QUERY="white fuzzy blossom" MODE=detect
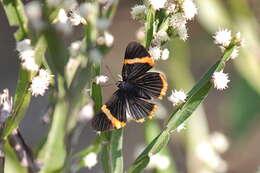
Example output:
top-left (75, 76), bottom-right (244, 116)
top-left (149, 47), bottom-right (161, 60)
top-left (152, 31), bottom-right (169, 46)
top-left (25, 1), bottom-right (44, 30)
top-left (196, 141), bottom-right (228, 172)
top-left (147, 154), bottom-right (170, 170)
top-left (182, 0), bottom-right (197, 20)
top-left (58, 9), bottom-right (85, 26)
top-left (148, 0), bottom-right (167, 10)
top-left (0, 89), bottom-right (12, 125)
top-left (131, 5), bottom-right (146, 20)
top-left (136, 27), bottom-right (145, 41)
top-left (170, 13), bottom-right (188, 41)
top-left (21, 56), bottom-right (39, 71)
top-left (212, 70), bottom-right (230, 90)
top-left (168, 89), bottom-right (187, 106)
top-left (16, 39), bottom-right (39, 71)
top-left (161, 48), bottom-right (170, 60)
top-left (96, 75), bottom-right (109, 84)
top-left (79, 3), bottom-right (97, 21)
top-left (79, 101), bottom-right (94, 121)
top-left (30, 69), bottom-right (53, 97)
top-left (210, 132), bottom-right (229, 154)
top-left (83, 152), bottom-right (98, 169)
top-left (214, 29), bottom-right (232, 47)
top-left (97, 31), bottom-right (114, 47)
top-left (97, 18), bottom-right (110, 31)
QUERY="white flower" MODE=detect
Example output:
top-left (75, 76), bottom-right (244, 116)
top-left (149, 47), bottom-right (161, 60)
top-left (131, 5), bottom-right (146, 20)
top-left (212, 70), bottom-right (230, 90)
top-left (210, 132), bottom-right (229, 154)
top-left (19, 49), bottom-right (35, 61)
top-left (79, 101), bottom-right (94, 121)
top-left (83, 152), bottom-right (97, 169)
top-left (148, 0), bottom-right (167, 10)
top-left (168, 89), bottom-right (187, 106)
top-left (30, 69), bottom-right (53, 97)
top-left (230, 47), bottom-right (239, 59)
top-left (177, 23), bottom-right (188, 41)
top-left (16, 39), bottom-right (32, 52)
top-left (214, 28), bottom-right (232, 47)
top-left (96, 75), bottom-right (109, 84)
top-left (170, 13), bottom-right (187, 28)
top-left (152, 31), bottom-right (169, 45)
top-left (176, 122), bottom-right (186, 132)
top-left (148, 154), bottom-right (170, 170)
top-left (0, 89), bottom-right (13, 124)
top-left (104, 31), bottom-right (114, 47)
top-left (58, 9), bottom-right (68, 23)
top-left (68, 10), bottom-right (85, 26)
top-left (196, 141), bottom-right (228, 172)
top-left (170, 13), bottom-right (188, 41)
top-left (21, 57), bottom-right (39, 71)
top-left (161, 48), bottom-right (170, 60)
top-left (182, 0), bottom-right (197, 20)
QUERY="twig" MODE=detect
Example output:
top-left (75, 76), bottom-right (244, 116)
top-left (8, 129), bottom-right (39, 173)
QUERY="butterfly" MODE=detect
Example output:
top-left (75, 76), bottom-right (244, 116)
top-left (91, 42), bottom-right (168, 131)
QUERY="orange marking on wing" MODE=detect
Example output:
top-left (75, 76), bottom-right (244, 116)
top-left (158, 74), bottom-right (168, 99)
top-left (124, 56), bottom-right (155, 66)
top-left (102, 105), bottom-right (126, 129)
top-left (147, 105), bottom-right (158, 119)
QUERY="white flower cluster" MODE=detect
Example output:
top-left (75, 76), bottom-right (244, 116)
top-left (16, 39), bottom-right (39, 71)
top-left (168, 89), bottom-right (187, 106)
top-left (96, 75), bottom-right (109, 84)
top-left (30, 69), bottom-right (53, 97)
top-left (97, 31), bottom-right (114, 47)
top-left (212, 70), bottom-right (230, 90)
top-left (58, 9), bottom-right (86, 26)
top-left (83, 152), bottom-right (98, 169)
top-left (147, 153), bottom-right (170, 170)
top-left (149, 47), bottom-right (170, 61)
top-left (196, 132), bottom-right (229, 173)
top-left (213, 29), bottom-right (245, 60)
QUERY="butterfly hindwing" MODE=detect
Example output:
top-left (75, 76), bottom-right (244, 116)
top-left (134, 72), bottom-right (168, 100)
top-left (91, 90), bottom-right (126, 131)
top-left (126, 96), bottom-right (158, 122)
top-left (122, 42), bottom-right (155, 81)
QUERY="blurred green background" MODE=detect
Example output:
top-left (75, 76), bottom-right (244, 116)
top-left (1, 0), bottom-right (260, 173)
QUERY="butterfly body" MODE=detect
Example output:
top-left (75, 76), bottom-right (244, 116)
top-left (92, 42), bottom-right (168, 131)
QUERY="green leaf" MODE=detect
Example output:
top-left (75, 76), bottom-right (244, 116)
top-left (37, 99), bottom-right (68, 173)
top-left (111, 129), bottom-right (123, 173)
top-left (127, 47), bottom-right (235, 173)
top-left (1, 0), bottom-right (29, 40)
top-left (145, 7), bottom-right (155, 48)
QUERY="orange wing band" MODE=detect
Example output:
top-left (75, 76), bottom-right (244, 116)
top-left (102, 105), bottom-right (126, 129)
top-left (158, 74), bottom-right (168, 99)
top-left (124, 56), bottom-right (155, 66)
top-left (147, 105), bottom-right (158, 119)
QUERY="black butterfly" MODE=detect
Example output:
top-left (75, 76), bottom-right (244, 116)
top-left (92, 42), bottom-right (168, 131)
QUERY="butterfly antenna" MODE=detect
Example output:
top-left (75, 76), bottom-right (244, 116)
top-left (105, 64), bottom-right (118, 83)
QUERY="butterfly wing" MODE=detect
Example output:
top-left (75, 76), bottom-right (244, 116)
top-left (134, 72), bottom-right (168, 100)
top-left (126, 96), bottom-right (158, 122)
top-left (92, 90), bottom-right (127, 131)
top-left (122, 42), bottom-right (155, 81)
